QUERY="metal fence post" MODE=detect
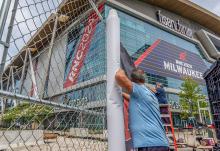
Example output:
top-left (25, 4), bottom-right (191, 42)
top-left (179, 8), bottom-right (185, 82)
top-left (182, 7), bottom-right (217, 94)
top-left (106, 9), bottom-right (126, 151)
top-left (41, 14), bottom-right (58, 98)
top-left (0, 0), bottom-right (108, 150)
top-left (0, 0), bottom-right (19, 114)
top-left (0, 0), bottom-right (12, 40)
top-left (0, 0), bottom-right (19, 76)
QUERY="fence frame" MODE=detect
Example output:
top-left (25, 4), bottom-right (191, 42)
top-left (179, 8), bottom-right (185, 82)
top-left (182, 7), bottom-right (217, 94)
top-left (0, 1), bottom-right (126, 150)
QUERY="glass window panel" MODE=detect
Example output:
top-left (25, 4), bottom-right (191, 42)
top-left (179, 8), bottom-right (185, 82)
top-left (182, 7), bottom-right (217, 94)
top-left (105, 5), bottom-right (211, 90)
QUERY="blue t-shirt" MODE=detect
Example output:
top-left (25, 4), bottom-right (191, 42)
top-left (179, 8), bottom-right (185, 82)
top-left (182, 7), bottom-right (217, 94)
top-left (129, 83), bottom-right (169, 148)
top-left (156, 87), bottom-right (168, 104)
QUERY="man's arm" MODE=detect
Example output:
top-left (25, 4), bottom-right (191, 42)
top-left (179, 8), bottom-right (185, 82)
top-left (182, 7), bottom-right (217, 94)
top-left (115, 69), bottom-right (132, 94)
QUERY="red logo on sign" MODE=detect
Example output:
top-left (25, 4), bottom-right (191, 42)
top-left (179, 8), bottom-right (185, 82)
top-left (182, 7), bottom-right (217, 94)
top-left (179, 52), bottom-right (186, 61)
top-left (63, 5), bottom-right (104, 88)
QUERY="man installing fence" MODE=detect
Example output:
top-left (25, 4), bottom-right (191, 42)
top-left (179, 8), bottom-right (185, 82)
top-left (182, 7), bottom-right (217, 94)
top-left (115, 68), bottom-right (169, 151)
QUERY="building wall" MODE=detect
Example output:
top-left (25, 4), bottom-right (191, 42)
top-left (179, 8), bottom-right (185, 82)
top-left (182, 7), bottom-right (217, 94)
top-left (21, 14), bottom-right (106, 100)
top-left (21, 34), bottom-right (67, 98)
top-left (112, 0), bottom-right (219, 38)
top-left (20, 2), bottom-right (213, 102)
top-left (47, 34), bottom-right (67, 97)
top-left (15, 1), bottom-right (218, 126)
top-left (105, 3), bottom-right (212, 115)
top-left (104, 1), bottom-right (215, 125)
top-left (36, 49), bottom-right (49, 96)
top-left (7, 0), bottom-right (219, 130)
top-left (22, 62), bottom-right (33, 96)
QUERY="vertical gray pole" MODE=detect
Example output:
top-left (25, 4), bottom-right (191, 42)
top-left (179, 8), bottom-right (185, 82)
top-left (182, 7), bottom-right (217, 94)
top-left (6, 67), bottom-right (11, 91)
top-left (197, 100), bottom-right (202, 123)
top-left (0, 0), bottom-right (12, 40)
top-left (207, 101), bottom-right (213, 124)
top-left (0, 75), bottom-right (3, 114)
top-left (0, 0), bottom-right (6, 17)
top-left (88, 0), bottom-right (103, 21)
top-left (2, 66), bottom-right (13, 114)
top-left (41, 14), bottom-right (58, 98)
top-left (0, 0), bottom-right (19, 115)
top-left (11, 66), bottom-right (17, 106)
top-left (28, 49), bottom-right (39, 98)
top-left (106, 9), bottom-right (126, 151)
top-left (0, 0), bottom-right (19, 76)
top-left (19, 50), bottom-right (28, 94)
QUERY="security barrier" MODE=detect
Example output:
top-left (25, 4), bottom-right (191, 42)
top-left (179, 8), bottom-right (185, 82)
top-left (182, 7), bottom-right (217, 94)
top-left (0, 0), bottom-right (109, 150)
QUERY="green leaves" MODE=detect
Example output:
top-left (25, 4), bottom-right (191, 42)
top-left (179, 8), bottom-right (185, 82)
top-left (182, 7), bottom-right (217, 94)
top-left (2, 102), bottom-right (53, 124)
top-left (179, 77), bottom-right (207, 119)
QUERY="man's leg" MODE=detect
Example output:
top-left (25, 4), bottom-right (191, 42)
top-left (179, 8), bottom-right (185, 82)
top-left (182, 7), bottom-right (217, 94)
top-left (137, 147), bottom-right (148, 151)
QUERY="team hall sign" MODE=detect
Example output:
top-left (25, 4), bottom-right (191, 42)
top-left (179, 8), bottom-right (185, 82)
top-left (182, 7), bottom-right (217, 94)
top-left (163, 57), bottom-right (203, 80)
top-left (137, 40), bottom-right (207, 84)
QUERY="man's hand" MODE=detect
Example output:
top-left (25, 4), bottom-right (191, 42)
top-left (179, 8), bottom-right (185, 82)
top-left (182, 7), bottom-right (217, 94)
top-left (116, 69), bottom-right (126, 76)
top-left (122, 92), bottom-right (130, 101)
top-left (115, 69), bottom-right (132, 94)
top-left (150, 87), bottom-right (156, 93)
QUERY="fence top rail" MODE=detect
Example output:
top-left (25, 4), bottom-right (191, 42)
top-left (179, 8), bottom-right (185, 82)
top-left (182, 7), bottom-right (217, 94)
top-left (0, 90), bottom-right (104, 116)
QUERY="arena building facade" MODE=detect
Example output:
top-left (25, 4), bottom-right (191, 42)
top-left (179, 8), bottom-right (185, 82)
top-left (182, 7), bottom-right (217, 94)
top-left (2, 0), bottom-right (220, 128)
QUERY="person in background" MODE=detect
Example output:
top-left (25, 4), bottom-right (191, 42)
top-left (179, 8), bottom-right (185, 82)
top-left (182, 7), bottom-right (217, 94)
top-left (151, 82), bottom-right (168, 104)
top-left (115, 68), bottom-right (169, 151)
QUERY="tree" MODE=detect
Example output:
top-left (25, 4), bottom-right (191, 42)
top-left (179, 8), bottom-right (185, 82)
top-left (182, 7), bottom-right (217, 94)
top-left (2, 102), bottom-right (53, 127)
top-left (179, 77), bottom-right (207, 120)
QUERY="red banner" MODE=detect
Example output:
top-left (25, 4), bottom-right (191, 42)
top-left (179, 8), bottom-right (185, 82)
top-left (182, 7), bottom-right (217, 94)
top-left (63, 5), bottom-right (104, 88)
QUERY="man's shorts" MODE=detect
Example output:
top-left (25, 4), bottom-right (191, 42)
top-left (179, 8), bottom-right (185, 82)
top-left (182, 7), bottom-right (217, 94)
top-left (137, 146), bottom-right (169, 151)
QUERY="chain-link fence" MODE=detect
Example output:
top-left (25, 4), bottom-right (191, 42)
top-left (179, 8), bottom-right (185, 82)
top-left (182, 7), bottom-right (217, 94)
top-left (0, 0), bottom-right (108, 150)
